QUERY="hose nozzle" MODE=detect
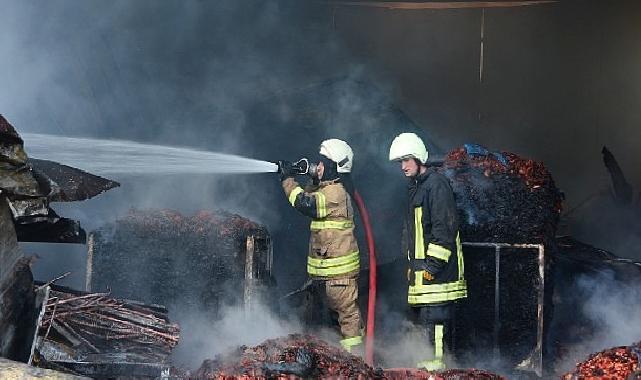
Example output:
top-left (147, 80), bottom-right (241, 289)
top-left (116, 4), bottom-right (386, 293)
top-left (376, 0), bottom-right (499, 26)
top-left (276, 158), bottom-right (318, 178)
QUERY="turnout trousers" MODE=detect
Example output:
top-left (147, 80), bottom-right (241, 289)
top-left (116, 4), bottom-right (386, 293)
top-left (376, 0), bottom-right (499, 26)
top-left (411, 302), bottom-right (456, 370)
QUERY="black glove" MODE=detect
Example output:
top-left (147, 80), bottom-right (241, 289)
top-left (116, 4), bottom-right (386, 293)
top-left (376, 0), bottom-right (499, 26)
top-left (277, 160), bottom-right (295, 181)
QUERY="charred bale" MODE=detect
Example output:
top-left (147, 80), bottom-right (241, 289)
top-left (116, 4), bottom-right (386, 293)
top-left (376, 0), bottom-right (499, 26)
top-left (90, 209), bottom-right (273, 317)
top-left (440, 145), bottom-right (563, 245)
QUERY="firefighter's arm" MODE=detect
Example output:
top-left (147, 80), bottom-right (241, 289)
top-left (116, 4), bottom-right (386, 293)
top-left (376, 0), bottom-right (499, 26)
top-left (282, 177), bottom-right (326, 219)
top-left (423, 177), bottom-right (457, 277)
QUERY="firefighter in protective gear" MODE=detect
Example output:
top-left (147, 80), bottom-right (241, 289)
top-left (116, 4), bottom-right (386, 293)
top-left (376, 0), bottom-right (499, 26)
top-left (389, 132), bottom-right (467, 371)
top-left (279, 139), bottom-right (364, 353)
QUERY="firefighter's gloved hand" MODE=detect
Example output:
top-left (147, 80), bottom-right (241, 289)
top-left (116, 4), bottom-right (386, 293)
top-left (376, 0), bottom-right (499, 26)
top-left (277, 160), bottom-right (295, 181)
top-left (423, 271), bottom-right (434, 282)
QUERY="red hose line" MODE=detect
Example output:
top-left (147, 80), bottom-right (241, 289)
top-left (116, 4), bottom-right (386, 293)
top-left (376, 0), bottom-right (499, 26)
top-left (353, 190), bottom-right (376, 366)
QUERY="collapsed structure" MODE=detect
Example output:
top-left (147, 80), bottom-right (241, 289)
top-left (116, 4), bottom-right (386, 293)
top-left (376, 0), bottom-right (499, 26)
top-left (0, 115), bottom-right (119, 364)
top-left (0, 115), bottom-right (184, 378)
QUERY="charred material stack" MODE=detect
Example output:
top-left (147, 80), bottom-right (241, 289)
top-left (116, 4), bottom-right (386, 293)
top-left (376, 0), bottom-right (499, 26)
top-left (432, 145), bottom-right (562, 375)
top-left (32, 284), bottom-right (179, 378)
top-left (382, 368), bottom-right (505, 380)
top-left (193, 334), bottom-right (375, 379)
top-left (89, 209), bottom-right (273, 315)
top-left (562, 342), bottom-right (641, 379)
top-left (440, 144), bottom-right (562, 244)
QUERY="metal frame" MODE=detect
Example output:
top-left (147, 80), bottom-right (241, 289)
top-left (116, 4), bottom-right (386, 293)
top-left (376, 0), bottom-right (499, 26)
top-left (462, 242), bottom-right (545, 377)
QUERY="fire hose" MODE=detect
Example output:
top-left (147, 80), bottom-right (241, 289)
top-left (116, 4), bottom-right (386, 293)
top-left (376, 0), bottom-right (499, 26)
top-left (278, 158), bottom-right (377, 365)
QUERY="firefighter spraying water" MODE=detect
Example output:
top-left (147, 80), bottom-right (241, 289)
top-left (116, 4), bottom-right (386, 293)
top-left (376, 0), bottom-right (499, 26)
top-left (275, 139), bottom-right (378, 364)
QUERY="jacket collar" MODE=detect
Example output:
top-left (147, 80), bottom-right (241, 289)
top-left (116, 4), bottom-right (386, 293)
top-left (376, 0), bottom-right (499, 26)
top-left (319, 178), bottom-right (340, 187)
top-left (409, 166), bottom-right (433, 189)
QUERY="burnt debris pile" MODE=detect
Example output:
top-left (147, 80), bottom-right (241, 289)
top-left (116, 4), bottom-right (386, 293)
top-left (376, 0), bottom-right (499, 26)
top-left (193, 334), bottom-right (375, 379)
top-left (441, 144), bottom-right (563, 244)
top-left (191, 334), bottom-right (505, 380)
top-left (33, 284), bottom-right (179, 374)
top-left (383, 368), bottom-right (505, 380)
top-left (90, 209), bottom-right (272, 315)
top-left (562, 342), bottom-right (641, 379)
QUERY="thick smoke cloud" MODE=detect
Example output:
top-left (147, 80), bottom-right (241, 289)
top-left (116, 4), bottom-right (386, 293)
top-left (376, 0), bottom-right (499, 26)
top-left (3, 0), bottom-right (641, 372)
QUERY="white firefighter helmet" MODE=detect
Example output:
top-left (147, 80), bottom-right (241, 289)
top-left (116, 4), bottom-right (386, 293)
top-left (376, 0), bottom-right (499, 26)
top-left (388, 132), bottom-right (429, 164)
top-left (319, 139), bottom-right (354, 173)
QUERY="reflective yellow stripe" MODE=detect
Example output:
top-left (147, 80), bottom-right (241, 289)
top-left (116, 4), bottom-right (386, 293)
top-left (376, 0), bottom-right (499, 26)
top-left (427, 243), bottom-right (451, 261)
top-left (315, 192), bottom-right (327, 218)
top-left (340, 335), bottom-right (363, 351)
top-left (435, 324), bottom-right (444, 359)
top-left (307, 260), bottom-right (360, 277)
top-left (409, 279), bottom-right (467, 295)
top-left (414, 207), bottom-right (425, 259)
top-left (308, 251), bottom-right (359, 268)
top-left (310, 220), bottom-right (354, 230)
top-left (307, 251), bottom-right (360, 277)
top-left (456, 232), bottom-right (465, 280)
top-left (288, 187), bottom-right (304, 206)
top-left (408, 289), bottom-right (467, 304)
top-left (417, 359), bottom-right (446, 371)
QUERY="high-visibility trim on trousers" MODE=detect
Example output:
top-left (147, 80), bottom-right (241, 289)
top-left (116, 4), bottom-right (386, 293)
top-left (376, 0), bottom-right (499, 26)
top-left (307, 251), bottom-right (360, 277)
top-left (340, 335), bottom-right (363, 351)
top-left (417, 324), bottom-right (446, 370)
top-left (435, 324), bottom-right (444, 359)
top-left (310, 220), bottom-right (353, 230)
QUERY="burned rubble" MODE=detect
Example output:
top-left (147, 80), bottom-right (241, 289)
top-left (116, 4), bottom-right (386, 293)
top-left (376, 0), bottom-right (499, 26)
top-left (562, 342), bottom-right (641, 380)
top-left (0, 115), bottom-right (121, 368)
top-left (31, 284), bottom-right (179, 377)
top-left (190, 334), bottom-right (505, 380)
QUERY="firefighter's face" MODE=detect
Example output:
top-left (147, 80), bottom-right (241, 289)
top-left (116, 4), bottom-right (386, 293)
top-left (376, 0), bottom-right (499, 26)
top-left (401, 158), bottom-right (419, 177)
top-left (317, 160), bottom-right (325, 179)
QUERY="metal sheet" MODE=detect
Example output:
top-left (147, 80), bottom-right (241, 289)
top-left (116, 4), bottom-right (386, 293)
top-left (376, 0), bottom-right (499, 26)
top-left (29, 158), bottom-right (119, 202)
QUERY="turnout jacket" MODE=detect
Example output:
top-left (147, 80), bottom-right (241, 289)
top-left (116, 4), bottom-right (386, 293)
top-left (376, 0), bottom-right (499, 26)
top-left (406, 168), bottom-right (467, 306)
top-left (282, 177), bottom-right (359, 280)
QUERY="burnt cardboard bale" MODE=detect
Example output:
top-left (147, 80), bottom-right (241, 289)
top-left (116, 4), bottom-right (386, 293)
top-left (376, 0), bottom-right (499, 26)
top-left (440, 145), bottom-right (563, 245)
top-left (89, 209), bottom-right (273, 316)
